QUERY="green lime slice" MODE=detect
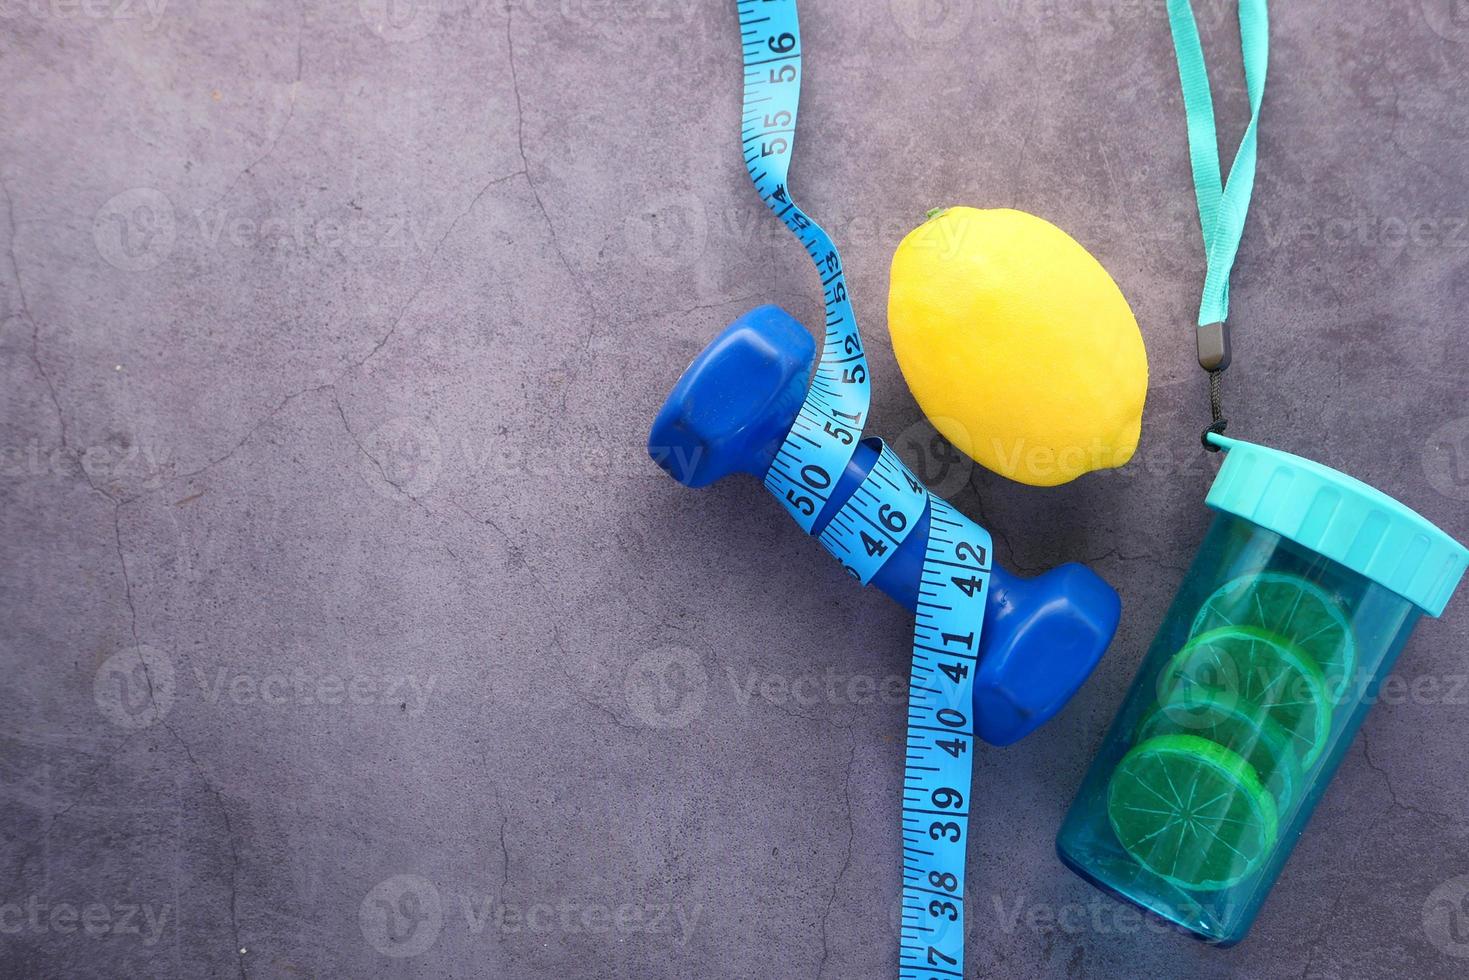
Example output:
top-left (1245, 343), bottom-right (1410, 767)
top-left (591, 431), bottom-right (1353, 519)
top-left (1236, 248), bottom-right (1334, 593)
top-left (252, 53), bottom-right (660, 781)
top-left (1191, 572), bottom-right (1356, 698)
top-left (1136, 687), bottom-right (1304, 812)
top-left (1107, 734), bottom-right (1279, 891)
top-left (1158, 626), bottom-right (1333, 767)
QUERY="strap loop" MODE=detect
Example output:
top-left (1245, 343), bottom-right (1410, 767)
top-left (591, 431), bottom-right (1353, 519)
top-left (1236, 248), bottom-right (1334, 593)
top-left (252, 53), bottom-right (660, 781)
top-left (1168, 0), bottom-right (1269, 328)
top-left (1168, 0), bottom-right (1267, 448)
top-left (1202, 369), bottom-right (1229, 451)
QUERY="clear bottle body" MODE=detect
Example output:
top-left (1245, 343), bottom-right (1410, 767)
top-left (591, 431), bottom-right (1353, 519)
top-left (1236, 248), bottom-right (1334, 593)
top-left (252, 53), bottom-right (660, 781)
top-left (1057, 512), bottom-right (1421, 944)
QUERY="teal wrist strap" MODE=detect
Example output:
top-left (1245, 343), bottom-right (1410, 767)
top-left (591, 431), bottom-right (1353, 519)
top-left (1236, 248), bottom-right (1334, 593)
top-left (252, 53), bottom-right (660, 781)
top-left (1167, 0), bottom-right (1269, 337)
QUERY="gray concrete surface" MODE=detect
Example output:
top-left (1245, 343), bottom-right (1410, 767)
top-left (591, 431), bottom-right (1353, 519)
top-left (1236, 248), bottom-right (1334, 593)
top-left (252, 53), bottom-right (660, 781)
top-left (2, 1), bottom-right (1467, 977)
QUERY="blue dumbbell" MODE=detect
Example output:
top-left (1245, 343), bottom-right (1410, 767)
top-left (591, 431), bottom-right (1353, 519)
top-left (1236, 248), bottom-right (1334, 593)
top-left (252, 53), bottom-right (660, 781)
top-left (648, 305), bottom-right (1121, 745)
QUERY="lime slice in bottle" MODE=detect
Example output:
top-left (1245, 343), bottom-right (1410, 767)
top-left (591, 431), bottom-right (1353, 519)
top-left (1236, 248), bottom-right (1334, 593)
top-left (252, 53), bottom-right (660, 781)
top-left (1107, 734), bottom-right (1280, 892)
top-left (1190, 572), bottom-right (1356, 699)
top-left (1158, 626), bottom-right (1333, 767)
top-left (1136, 687), bottom-right (1304, 812)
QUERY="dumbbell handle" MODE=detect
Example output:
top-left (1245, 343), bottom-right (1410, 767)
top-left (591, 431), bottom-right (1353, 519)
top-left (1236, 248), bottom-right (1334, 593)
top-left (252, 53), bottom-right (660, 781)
top-left (814, 438), bottom-right (1001, 611)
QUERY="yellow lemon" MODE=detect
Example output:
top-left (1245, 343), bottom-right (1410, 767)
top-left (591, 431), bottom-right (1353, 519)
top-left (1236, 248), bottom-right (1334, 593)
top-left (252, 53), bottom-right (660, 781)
top-left (888, 207), bottom-right (1148, 487)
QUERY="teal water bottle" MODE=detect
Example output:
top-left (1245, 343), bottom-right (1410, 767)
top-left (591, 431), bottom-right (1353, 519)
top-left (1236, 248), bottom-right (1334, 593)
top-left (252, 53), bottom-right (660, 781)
top-left (1061, 0), bottom-right (1469, 945)
top-left (1056, 435), bottom-right (1468, 943)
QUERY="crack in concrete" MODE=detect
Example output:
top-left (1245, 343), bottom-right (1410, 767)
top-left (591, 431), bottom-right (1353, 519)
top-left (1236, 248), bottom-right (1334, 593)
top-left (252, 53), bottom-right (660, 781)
top-left (1359, 726), bottom-right (1455, 822)
top-left (504, 6), bottom-right (603, 408)
top-left (2, 179), bottom-right (67, 446)
top-left (164, 722), bottom-right (249, 980)
top-left (13, 496), bottom-right (152, 854)
top-left (331, 392), bottom-right (547, 596)
top-left (547, 623), bottom-right (641, 731)
top-left (175, 163), bottom-right (523, 489)
top-left (175, 384), bottom-right (336, 484)
top-left (960, 487), bottom-right (1045, 576)
top-left (505, 11), bottom-right (578, 302)
top-left (440, 496), bottom-right (542, 584)
top-left (332, 392), bottom-right (436, 519)
top-left (815, 740), bottom-right (857, 980)
top-left (92, 606), bottom-right (231, 972)
top-left (604, 291), bottom-right (771, 334)
top-left (569, 675), bottom-right (640, 730)
top-left (1082, 546), bottom-right (1190, 579)
top-left (1297, 729), bottom-right (1457, 979)
top-left (17, 744), bottom-right (134, 851)
top-left (27, 609), bottom-right (246, 978)
top-left (505, 11), bottom-right (587, 315)
top-left (112, 501), bottom-right (141, 644)
top-left (205, 0), bottom-right (307, 211)
top-left (1296, 782), bottom-right (1396, 980)
top-left (738, 682), bottom-right (857, 732)
top-left (51, 16), bottom-right (546, 499)
top-left (2, 178), bottom-right (119, 504)
top-left (495, 784), bottom-right (512, 893)
top-left (355, 168), bottom-right (525, 370)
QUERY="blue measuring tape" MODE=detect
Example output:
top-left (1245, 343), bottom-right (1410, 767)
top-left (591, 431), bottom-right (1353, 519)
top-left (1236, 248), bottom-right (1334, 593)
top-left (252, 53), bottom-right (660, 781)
top-left (737, 1), bottom-right (990, 973)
